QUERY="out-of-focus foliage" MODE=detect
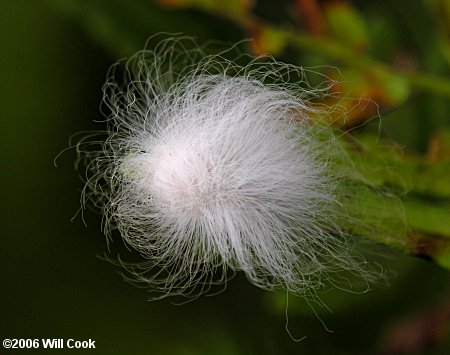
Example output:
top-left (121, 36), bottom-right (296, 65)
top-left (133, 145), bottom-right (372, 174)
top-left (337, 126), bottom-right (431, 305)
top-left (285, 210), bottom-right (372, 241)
top-left (2, 0), bottom-right (449, 354)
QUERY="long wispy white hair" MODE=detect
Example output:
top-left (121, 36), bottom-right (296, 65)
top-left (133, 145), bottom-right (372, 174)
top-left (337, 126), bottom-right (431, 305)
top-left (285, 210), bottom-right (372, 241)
top-left (79, 36), bottom-right (375, 299)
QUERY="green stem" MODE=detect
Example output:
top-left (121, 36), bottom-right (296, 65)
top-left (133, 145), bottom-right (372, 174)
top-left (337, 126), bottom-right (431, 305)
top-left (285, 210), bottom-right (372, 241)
top-left (340, 134), bottom-right (450, 270)
top-left (286, 30), bottom-right (450, 97)
top-left (342, 133), bottom-right (450, 198)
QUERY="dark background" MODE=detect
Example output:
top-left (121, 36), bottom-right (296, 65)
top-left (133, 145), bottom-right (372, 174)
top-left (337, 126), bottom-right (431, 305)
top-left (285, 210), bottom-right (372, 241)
top-left (1, 0), bottom-right (449, 354)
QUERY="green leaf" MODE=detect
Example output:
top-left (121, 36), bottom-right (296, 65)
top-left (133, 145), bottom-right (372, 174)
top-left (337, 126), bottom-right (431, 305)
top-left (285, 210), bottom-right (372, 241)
top-left (323, 2), bottom-right (369, 50)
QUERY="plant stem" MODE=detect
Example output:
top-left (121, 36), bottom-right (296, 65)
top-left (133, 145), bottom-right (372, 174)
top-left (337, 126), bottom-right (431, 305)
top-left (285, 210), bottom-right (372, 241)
top-left (286, 29), bottom-right (450, 97)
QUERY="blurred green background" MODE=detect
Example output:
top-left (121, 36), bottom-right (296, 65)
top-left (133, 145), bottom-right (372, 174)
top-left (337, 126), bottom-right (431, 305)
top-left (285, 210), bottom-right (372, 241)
top-left (1, 0), bottom-right (450, 354)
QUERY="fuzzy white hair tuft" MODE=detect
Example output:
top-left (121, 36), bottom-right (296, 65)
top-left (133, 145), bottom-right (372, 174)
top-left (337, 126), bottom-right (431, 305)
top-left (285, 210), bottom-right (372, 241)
top-left (79, 36), bottom-right (376, 299)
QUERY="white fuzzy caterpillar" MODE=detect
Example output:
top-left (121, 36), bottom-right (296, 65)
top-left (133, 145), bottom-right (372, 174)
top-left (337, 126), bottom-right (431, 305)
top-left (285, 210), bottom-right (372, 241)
top-left (79, 37), bottom-right (374, 299)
